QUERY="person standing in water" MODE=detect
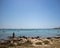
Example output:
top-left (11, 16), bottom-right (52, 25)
top-left (13, 32), bottom-right (15, 38)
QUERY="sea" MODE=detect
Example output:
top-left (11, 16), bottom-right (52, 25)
top-left (0, 29), bottom-right (60, 39)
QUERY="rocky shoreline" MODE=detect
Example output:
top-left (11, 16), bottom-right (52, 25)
top-left (0, 33), bottom-right (60, 48)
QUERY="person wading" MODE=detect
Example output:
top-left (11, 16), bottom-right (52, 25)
top-left (13, 32), bottom-right (15, 38)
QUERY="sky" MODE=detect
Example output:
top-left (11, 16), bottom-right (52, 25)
top-left (0, 0), bottom-right (60, 29)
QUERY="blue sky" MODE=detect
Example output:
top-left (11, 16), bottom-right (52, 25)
top-left (0, 0), bottom-right (60, 29)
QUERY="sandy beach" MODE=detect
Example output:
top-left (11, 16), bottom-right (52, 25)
top-left (0, 34), bottom-right (60, 48)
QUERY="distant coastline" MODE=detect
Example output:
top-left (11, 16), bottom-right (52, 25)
top-left (0, 28), bottom-right (51, 29)
top-left (54, 27), bottom-right (60, 29)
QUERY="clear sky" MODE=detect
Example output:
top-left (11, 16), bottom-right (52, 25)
top-left (0, 0), bottom-right (60, 29)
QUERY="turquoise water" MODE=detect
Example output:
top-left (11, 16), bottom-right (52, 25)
top-left (0, 29), bottom-right (60, 39)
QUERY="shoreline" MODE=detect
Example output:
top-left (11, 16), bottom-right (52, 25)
top-left (0, 33), bottom-right (60, 48)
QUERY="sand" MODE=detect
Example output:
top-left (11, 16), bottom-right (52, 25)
top-left (0, 36), bottom-right (60, 48)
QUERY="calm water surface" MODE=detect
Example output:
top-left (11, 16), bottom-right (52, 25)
top-left (0, 29), bottom-right (60, 39)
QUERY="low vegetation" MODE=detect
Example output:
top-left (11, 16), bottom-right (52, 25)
top-left (43, 40), bottom-right (50, 44)
top-left (35, 42), bottom-right (42, 45)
